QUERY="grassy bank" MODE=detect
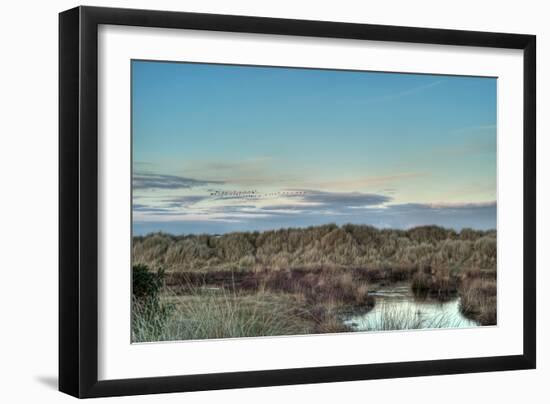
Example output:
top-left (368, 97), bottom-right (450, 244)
top-left (132, 264), bottom-right (376, 342)
top-left (133, 288), bottom-right (316, 342)
top-left (458, 270), bottom-right (497, 325)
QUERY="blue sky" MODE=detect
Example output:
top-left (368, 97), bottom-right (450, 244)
top-left (132, 60), bottom-right (497, 235)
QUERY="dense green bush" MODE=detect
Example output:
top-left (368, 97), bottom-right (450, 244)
top-left (132, 264), bottom-right (165, 300)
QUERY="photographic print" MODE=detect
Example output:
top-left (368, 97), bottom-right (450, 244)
top-left (131, 60), bottom-right (497, 343)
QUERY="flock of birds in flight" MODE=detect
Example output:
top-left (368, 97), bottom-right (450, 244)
top-left (208, 189), bottom-right (307, 200)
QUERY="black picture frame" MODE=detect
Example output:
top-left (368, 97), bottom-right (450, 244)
top-left (59, 5), bottom-right (536, 398)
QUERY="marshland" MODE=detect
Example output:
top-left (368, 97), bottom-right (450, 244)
top-left (131, 224), bottom-right (497, 342)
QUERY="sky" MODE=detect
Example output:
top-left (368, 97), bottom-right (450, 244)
top-left (132, 60), bottom-right (497, 235)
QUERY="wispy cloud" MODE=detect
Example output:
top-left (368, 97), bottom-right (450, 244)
top-left (163, 195), bottom-right (209, 207)
top-left (133, 189), bottom-right (393, 222)
top-left (133, 173), bottom-right (223, 190)
top-left (287, 189), bottom-right (391, 208)
top-left (382, 80), bottom-right (445, 101)
top-left (133, 199), bottom-right (497, 234)
top-left (132, 204), bottom-right (175, 214)
top-left (131, 177), bottom-right (496, 234)
top-left (422, 201), bottom-right (496, 209)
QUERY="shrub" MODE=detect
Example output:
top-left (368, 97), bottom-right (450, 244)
top-left (132, 264), bottom-right (165, 301)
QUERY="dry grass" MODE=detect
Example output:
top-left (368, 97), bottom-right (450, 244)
top-left (132, 264), bottom-right (495, 342)
top-left (131, 224), bottom-right (497, 341)
top-left (132, 269), bottom-right (372, 342)
top-left (411, 267), bottom-right (459, 300)
top-left (458, 277), bottom-right (497, 325)
top-left (133, 224), bottom-right (496, 274)
top-left (167, 267), bottom-right (375, 311)
top-left (132, 287), bottom-right (315, 342)
top-left (359, 302), bottom-right (466, 331)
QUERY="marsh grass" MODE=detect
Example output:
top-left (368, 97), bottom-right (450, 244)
top-left (459, 277), bottom-right (497, 325)
top-left (132, 286), bottom-right (316, 342)
top-left (132, 264), bottom-right (378, 342)
top-left (131, 296), bottom-right (175, 342)
top-left (133, 224), bottom-right (496, 274)
top-left (360, 302), bottom-right (466, 331)
top-left (132, 264), bottom-right (495, 342)
top-left (411, 267), bottom-right (458, 300)
top-left (167, 268), bottom-right (375, 312)
top-left (130, 222), bottom-right (498, 341)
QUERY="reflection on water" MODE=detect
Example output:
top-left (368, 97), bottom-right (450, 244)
top-left (344, 283), bottom-right (479, 331)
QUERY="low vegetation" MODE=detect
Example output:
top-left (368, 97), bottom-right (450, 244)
top-left (358, 302), bottom-right (468, 331)
top-left (132, 224), bottom-right (497, 341)
top-left (131, 264), bottom-right (175, 342)
top-left (411, 267), bottom-right (459, 299)
top-left (134, 286), bottom-right (315, 342)
top-left (458, 271), bottom-right (497, 325)
top-left (133, 224), bottom-right (496, 273)
top-left (132, 264), bottom-right (374, 341)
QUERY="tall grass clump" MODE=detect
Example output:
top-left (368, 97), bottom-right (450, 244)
top-left (162, 289), bottom-right (311, 340)
top-left (459, 277), bottom-right (497, 326)
top-left (361, 302), bottom-right (464, 331)
top-left (259, 268), bottom-right (374, 309)
top-left (136, 287), bottom-right (314, 342)
top-left (411, 267), bottom-right (458, 300)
